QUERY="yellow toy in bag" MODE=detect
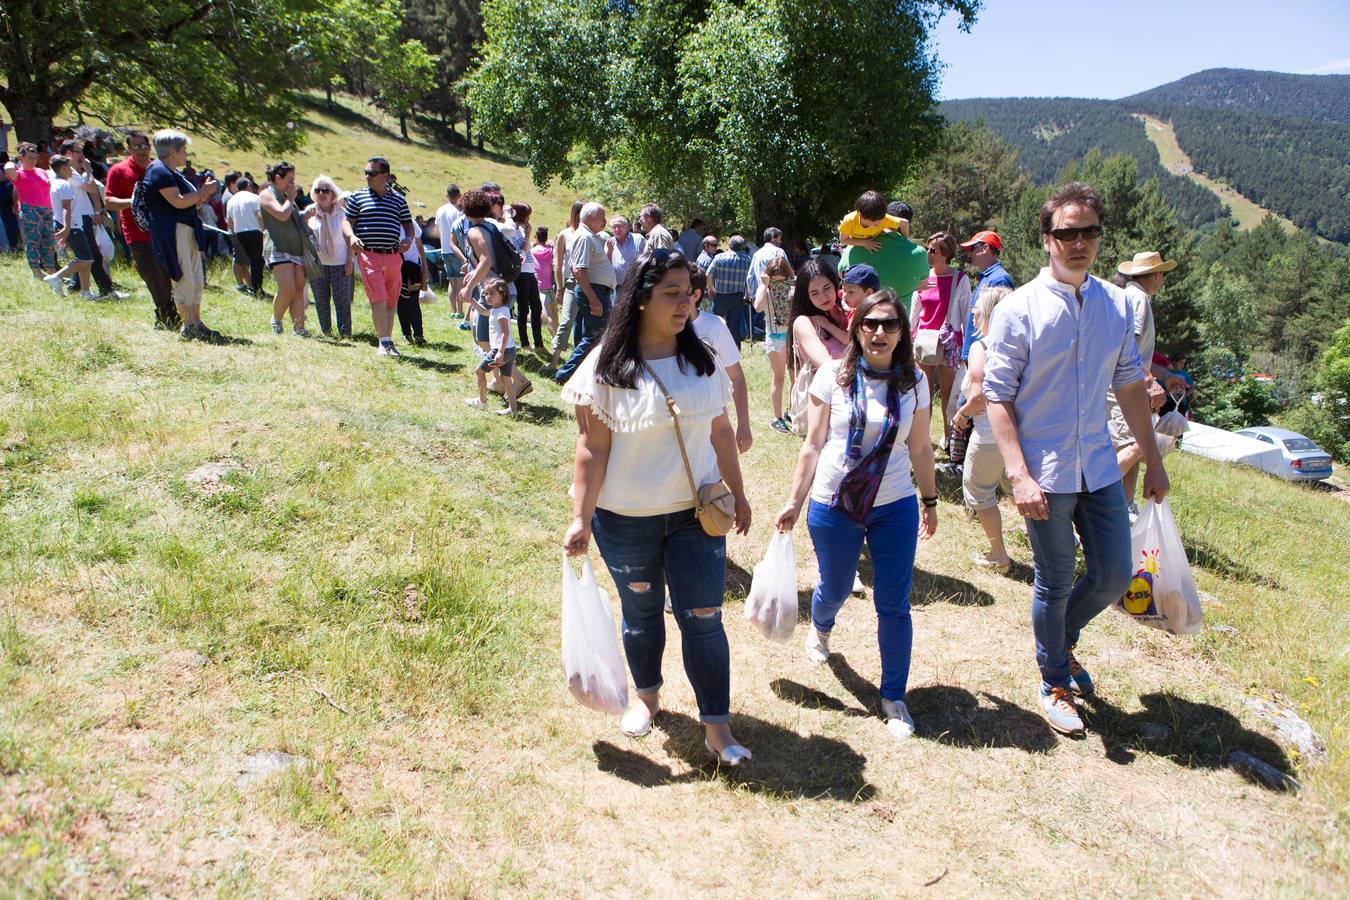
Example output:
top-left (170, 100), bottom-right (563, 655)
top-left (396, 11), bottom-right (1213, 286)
top-left (1114, 498), bottom-right (1203, 635)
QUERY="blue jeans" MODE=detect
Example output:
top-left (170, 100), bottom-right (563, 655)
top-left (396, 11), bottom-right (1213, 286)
top-left (806, 496), bottom-right (918, 702)
top-left (591, 506), bottom-right (731, 723)
top-left (1024, 479), bottom-right (1133, 692)
top-left (554, 284), bottom-right (611, 383)
top-left (712, 291), bottom-right (748, 346)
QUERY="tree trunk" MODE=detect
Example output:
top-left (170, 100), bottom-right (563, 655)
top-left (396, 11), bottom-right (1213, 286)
top-left (399, 112), bottom-right (409, 141)
top-left (325, 84), bottom-right (334, 112)
top-left (6, 90), bottom-right (57, 144)
top-left (750, 184), bottom-right (800, 249)
top-left (464, 108), bottom-right (473, 148)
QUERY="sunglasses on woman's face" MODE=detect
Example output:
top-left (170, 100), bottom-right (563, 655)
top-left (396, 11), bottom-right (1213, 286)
top-left (926, 248), bottom-right (941, 255)
top-left (860, 317), bottom-right (902, 334)
top-left (314, 186), bottom-right (332, 194)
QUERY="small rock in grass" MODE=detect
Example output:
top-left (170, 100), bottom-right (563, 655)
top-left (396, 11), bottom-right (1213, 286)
top-left (237, 751), bottom-right (308, 788)
top-left (1240, 695), bottom-right (1326, 765)
top-left (1210, 624), bottom-right (1239, 635)
top-left (1226, 751), bottom-right (1300, 793)
top-left (185, 460), bottom-right (235, 497)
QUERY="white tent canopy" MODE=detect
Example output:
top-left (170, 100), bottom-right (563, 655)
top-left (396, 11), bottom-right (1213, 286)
top-left (1179, 422), bottom-right (1287, 476)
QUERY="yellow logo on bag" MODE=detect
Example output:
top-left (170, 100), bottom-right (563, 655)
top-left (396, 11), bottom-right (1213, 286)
top-left (1123, 548), bottom-right (1160, 616)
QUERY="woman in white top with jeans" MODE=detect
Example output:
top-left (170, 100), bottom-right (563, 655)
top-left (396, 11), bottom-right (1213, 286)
top-left (563, 249), bottom-right (753, 765)
top-left (775, 290), bottom-right (939, 739)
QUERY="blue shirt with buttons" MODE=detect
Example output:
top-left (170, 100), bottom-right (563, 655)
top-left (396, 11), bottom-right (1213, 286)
top-left (962, 260), bottom-right (1014, 362)
top-left (982, 268), bottom-right (1145, 494)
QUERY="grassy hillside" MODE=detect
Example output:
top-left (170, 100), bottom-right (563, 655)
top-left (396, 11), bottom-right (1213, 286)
top-left (1, 257), bottom-right (1346, 894)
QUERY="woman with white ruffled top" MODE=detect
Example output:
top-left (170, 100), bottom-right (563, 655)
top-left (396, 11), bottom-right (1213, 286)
top-left (561, 248), bottom-right (754, 766)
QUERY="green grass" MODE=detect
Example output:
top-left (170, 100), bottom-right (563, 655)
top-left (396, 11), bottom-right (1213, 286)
top-left (0, 251), bottom-right (1346, 893)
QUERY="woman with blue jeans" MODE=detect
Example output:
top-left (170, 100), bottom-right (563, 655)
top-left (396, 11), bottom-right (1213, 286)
top-left (563, 250), bottom-right (754, 766)
top-left (775, 289), bottom-right (939, 739)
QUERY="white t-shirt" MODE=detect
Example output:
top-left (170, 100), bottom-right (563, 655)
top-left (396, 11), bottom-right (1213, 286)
top-left (562, 347), bottom-right (732, 516)
top-left (65, 170), bottom-right (97, 219)
top-left (226, 191), bottom-right (261, 233)
top-left (435, 201), bottom-right (463, 258)
top-left (489, 305), bottom-right (514, 351)
top-left (49, 177), bottom-right (75, 226)
top-left (692, 312), bottom-right (740, 368)
top-left (808, 361), bottom-right (929, 507)
top-left (500, 219), bottom-right (533, 274)
top-left (402, 220), bottom-right (423, 264)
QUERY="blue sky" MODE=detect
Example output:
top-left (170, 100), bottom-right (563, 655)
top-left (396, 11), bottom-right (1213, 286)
top-left (931, 0), bottom-right (1350, 100)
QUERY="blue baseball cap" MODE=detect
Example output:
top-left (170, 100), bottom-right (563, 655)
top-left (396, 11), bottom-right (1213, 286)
top-left (841, 264), bottom-right (880, 290)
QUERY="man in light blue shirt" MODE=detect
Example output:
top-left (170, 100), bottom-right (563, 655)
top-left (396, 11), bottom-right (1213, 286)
top-left (983, 182), bottom-right (1169, 737)
top-left (959, 230), bottom-right (1014, 365)
top-left (604, 214), bottom-right (646, 285)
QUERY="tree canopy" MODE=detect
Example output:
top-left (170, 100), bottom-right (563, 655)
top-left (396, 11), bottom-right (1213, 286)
top-left (465, 0), bottom-right (980, 239)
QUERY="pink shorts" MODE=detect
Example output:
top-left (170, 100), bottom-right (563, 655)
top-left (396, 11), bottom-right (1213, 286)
top-left (358, 249), bottom-right (404, 307)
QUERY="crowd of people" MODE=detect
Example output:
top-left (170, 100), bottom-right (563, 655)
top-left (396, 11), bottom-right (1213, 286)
top-left (2, 126), bottom-right (1186, 761)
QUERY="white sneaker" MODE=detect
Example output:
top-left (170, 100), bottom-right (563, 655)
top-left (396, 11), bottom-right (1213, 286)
top-left (43, 274), bottom-right (65, 296)
top-left (79, 291), bottom-right (96, 300)
top-left (98, 290), bottom-right (131, 301)
top-left (881, 698), bottom-right (914, 739)
top-left (621, 699), bottom-right (657, 737)
top-left (805, 627), bottom-right (830, 664)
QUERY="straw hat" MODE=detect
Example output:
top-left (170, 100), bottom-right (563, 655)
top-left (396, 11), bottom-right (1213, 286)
top-left (1118, 251), bottom-right (1177, 276)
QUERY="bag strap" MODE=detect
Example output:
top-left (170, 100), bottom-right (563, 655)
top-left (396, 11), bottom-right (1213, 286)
top-left (643, 364), bottom-right (702, 511)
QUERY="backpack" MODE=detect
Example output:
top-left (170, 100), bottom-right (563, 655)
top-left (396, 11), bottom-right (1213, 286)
top-left (130, 170), bottom-right (152, 233)
top-left (473, 220), bottom-right (521, 283)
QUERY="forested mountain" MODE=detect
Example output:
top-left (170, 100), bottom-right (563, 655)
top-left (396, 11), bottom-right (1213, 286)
top-left (1165, 107), bottom-right (1350, 242)
top-left (943, 69), bottom-right (1350, 243)
top-left (940, 98), bottom-right (1229, 228)
top-left (1127, 68), bottom-right (1350, 125)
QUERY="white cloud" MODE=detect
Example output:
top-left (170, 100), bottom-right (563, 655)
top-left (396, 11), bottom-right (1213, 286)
top-left (1301, 57), bottom-right (1350, 74)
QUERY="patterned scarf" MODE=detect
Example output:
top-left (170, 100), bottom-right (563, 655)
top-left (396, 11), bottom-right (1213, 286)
top-left (845, 360), bottom-right (904, 462)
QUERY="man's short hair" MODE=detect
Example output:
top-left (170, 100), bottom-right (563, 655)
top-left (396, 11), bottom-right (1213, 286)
top-left (266, 160), bottom-right (295, 182)
top-left (224, 171), bottom-right (240, 187)
top-left (887, 201), bottom-right (913, 221)
top-left (856, 190), bottom-right (888, 221)
top-left (701, 235), bottom-right (719, 250)
top-left (59, 140), bottom-right (78, 154)
top-left (366, 156), bottom-right (390, 174)
top-left (446, 183), bottom-right (461, 199)
top-left (124, 130), bottom-right (148, 149)
top-left (49, 154), bottom-right (70, 172)
top-left (690, 218), bottom-right (704, 229)
top-left (688, 266), bottom-right (707, 297)
top-left (728, 235), bottom-right (748, 253)
top-left (236, 177), bottom-right (254, 192)
top-left (580, 201), bottom-right (605, 221)
top-left (610, 214), bottom-right (630, 228)
top-left (640, 203), bottom-right (663, 224)
top-left (479, 181), bottom-right (501, 192)
top-left (762, 226), bottom-right (783, 244)
top-left (461, 189), bottom-right (493, 218)
top-left (1040, 181), bottom-right (1105, 234)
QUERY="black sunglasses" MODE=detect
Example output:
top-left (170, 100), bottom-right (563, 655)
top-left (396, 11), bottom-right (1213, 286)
top-left (860, 317), bottom-right (902, 334)
top-left (364, 169), bottom-right (387, 177)
top-left (1048, 225), bottom-right (1103, 242)
top-left (314, 186), bottom-right (333, 194)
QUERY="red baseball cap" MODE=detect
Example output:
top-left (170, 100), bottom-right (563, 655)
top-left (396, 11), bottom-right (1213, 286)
top-left (960, 230), bottom-right (1003, 252)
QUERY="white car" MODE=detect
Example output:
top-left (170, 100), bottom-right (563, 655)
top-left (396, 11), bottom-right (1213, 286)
top-left (1234, 427), bottom-right (1334, 482)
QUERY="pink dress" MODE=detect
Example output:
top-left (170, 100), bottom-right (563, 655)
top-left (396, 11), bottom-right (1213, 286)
top-left (532, 244), bottom-right (555, 292)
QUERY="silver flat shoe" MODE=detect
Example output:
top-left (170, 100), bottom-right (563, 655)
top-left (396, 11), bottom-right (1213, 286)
top-left (705, 739), bottom-right (752, 767)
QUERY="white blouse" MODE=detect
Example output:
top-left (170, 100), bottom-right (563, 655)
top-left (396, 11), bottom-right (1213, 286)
top-left (563, 348), bottom-right (732, 517)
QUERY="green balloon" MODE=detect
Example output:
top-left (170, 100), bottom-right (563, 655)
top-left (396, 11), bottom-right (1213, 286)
top-left (839, 233), bottom-right (930, 312)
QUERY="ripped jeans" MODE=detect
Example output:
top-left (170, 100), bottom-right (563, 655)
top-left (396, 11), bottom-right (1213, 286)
top-left (591, 506), bottom-right (731, 723)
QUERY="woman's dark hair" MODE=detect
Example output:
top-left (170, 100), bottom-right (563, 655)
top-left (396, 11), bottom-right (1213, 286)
top-left (534, 225), bottom-right (549, 243)
top-left (266, 160), bottom-right (295, 182)
top-left (785, 258), bottom-right (842, 371)
top-left (594, 250), bottom-right (715, 390)
top-left (836, 290), bottom-right (919, 394)
top-left (461, 188), bottom-right (492, 218)
top-left (509, 201), bottom-right (532, 226)
top-left (567, 200), bottom-right (583, 230)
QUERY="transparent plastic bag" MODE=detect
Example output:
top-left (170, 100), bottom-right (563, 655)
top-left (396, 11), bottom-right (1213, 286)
top-left (1114, 497), bottom-right (1203, 635)
top-left (561, 555), bottom-right (628, 714)
top-left (744, 531), bottom-right (798, 644)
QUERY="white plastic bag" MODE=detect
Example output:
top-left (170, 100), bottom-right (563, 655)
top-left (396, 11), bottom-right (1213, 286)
top-left (1114, 498), bottom-right (1203, 635)
top-left (561, 555), bottom-right (628, 714)
top-left (744, 531), bottom-right (798, 644)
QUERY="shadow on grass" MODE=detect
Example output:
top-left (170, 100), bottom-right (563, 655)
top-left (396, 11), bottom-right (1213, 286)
top-left (905, 686), bottom-right (1057, 753)
top-left (771, 679), bottom-right (870, 719)
top-left (726, 559), bottom-right (753, 601)
top-left (593, 709), bottom-right (875, 801)
top-left (1181, 534), bottom-right (1281, 588)
top-left (399, 355), bottom-right (463, 375)
top-left (514, 404), bottom-right (566, 426)
top-left (1081, 691), bottom-right (1295, 790)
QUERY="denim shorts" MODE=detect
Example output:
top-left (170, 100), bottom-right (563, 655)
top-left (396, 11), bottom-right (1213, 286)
top-left (478, 346), bottom-right (516, 376)
top-left (764, 331), bottom-right (787, 355)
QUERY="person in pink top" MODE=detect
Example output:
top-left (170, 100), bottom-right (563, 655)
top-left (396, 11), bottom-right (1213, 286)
top-left (530, 225), bottom-right (555, 338)
top-left (909, 231), bottom-right (971, 444)
top-left (4, 143), bottom-right (58, 276)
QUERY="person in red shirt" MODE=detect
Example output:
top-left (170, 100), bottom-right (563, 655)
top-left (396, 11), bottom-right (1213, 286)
top-left (104, 130), bottom-right (179, 330)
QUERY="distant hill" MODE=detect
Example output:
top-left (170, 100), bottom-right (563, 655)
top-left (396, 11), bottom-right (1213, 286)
top-left (942, 69), bottom-right (1350, 243)
top-left (1127, 68), bottom-right (1350, 125)
top-left (940, 98), bottom-right (1229, 229)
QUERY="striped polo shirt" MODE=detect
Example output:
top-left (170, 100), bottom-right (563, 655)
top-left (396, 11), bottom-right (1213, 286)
top-left (346, 186), bottom-right (412, 252)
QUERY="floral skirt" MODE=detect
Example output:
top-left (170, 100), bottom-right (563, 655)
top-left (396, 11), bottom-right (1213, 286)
top-left (20, 204), bottom-right (57, 271)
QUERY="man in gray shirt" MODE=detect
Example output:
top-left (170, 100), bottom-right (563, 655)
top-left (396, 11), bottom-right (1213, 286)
top-left (554, 202), bottom-right (616, 383)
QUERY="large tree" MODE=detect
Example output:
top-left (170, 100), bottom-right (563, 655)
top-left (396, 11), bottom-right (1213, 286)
top-left (1, 0), bottom-right (321, 149)
top-left (465, 0), bottom-right (979, 239)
